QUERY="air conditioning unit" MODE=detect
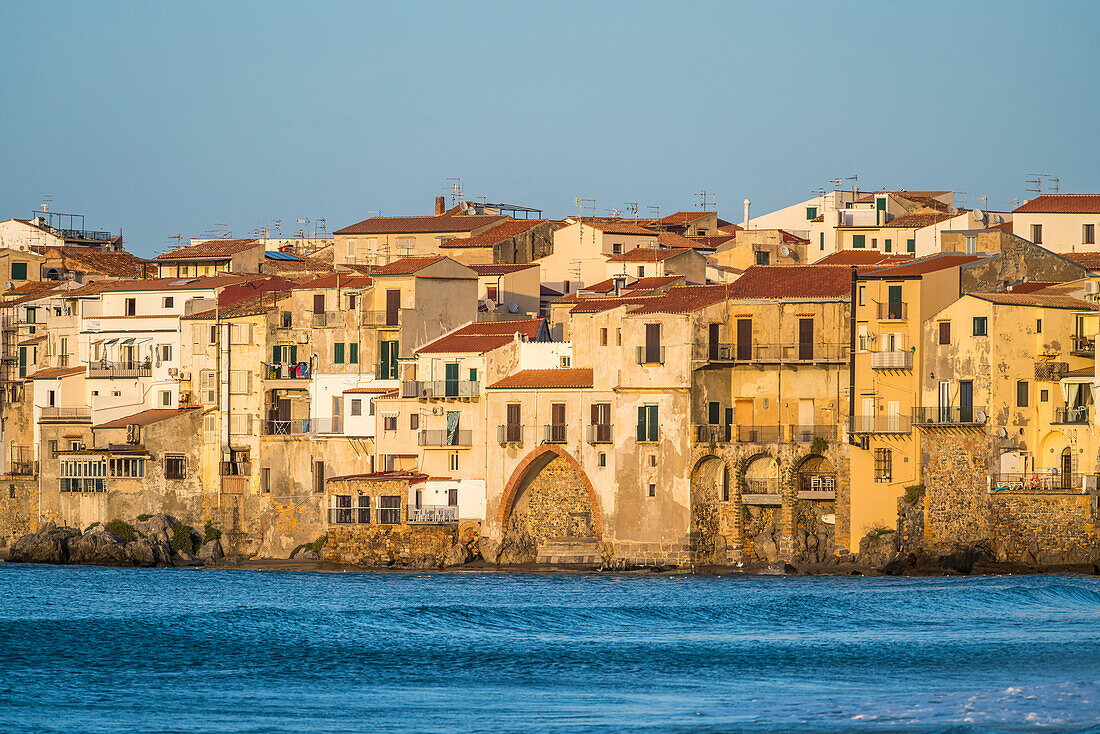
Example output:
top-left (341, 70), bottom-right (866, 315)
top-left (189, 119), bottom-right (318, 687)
top-left (179, 371), bottom-right (191, 381)
top-left (420, 389), bottom-right (431, 398)
top-left (1086, 281), bottom-right (1099, 295)
top-left (168, 367), bottom-right (179, 377)
top-left (126, 424), bottom-right (141, 444)
top-left (179, 391), bottom-right (192, 404)
top-left (432, 406), bottom-right (444, 415)
top-left (296, 334), bottom-right (309, 344)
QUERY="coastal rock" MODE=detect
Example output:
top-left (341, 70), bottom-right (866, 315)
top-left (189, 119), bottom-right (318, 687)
top-left (126, 539), bottom-right (160, 566)
top-left (68, 530), bottom-right (132, 566)
top-left (7, 523), bottom-right (74, 564)
top-left (497, 534), bottom-right (537, 565)
top-left (478, 538), bottom-right (502, 564)
top-left (858, 530), bottom-right (898, 569)
top-left (442, 542), bottom-right (470, 568)
top-left (134, 514), bottom-right (176, 546)
top-left (753, 531), bottom-right (778, 563)
top-left (171, 551), bottom-right (203, 567)
top-left (198, 539), bottom-right (224, 564)
top-left (293, 549), bottom-right (320, 561)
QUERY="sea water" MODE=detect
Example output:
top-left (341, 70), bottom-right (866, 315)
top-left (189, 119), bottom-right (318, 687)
top-left (0, 565), bottom-right (1098, 733)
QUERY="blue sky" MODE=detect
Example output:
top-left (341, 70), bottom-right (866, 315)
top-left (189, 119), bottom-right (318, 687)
top-left (2, 0), bottom-right (1098, 256)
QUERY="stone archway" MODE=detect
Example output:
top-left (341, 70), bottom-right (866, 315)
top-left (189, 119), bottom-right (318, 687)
top-left (690, 455), bottom-right (729, 565)
top-left (791, 453), bottom-right (836, 563)
top-left (498, 446), bottom-right (602, 560)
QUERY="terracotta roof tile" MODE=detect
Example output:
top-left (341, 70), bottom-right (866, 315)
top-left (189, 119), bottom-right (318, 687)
top-left (440, 219), bottom-right (547, 249)
top-left (881, 212), bottom-right (957, 228)
top-left (262, 253), bottom-right (334, 275)
top-left (817, 251), bottom-right (914, 266)
top-left (995, 281), bottom-right (1065, 294)
top-left (416, 319), bottom-right (546, 354)
top-left (687, 234), bottom-right (736, 250)
top-left (25, 366), bottom-right (85, 380)
top-left (855, 190), bottom-right (951, 204)
top-left (182, 291), bottom-right (291, 320)
top-left (627, 285), bottom-right (734, 315)
top-left (1013, 194), bottom-right (1100, 214)
top-left (722, 265), bottom-right (853, 299)
top-left (570, 218), bottom-right (658, 236)
top-left (862, 253), bottom-right (984, 278)
top-left (969, 293), bottom-right (1098, 310)
top-left (468, 263), bottom-right (539, 276)
top-left (487, 368), bottom-right (593, 390)
top-left (154, 238), bottom-right (259, 261)
top-left (290, 273), bottom-right (373, 290)
top-left (369, 256), bottom-right (446, 275)
top-left (65, 274), bottom-right (266, 295)
top-left (334, 213), bottom-right (506, 235)
top-left (1064, 252), bottom-right (1100, 271)
top-left (606, 247), bottom-right (693, 263)
top-left (94, 407), bottom-right (201, 429)
top-left (55, 247), bottom-right (149, 278)
top-left (656, 231), bottom-right (703, 248)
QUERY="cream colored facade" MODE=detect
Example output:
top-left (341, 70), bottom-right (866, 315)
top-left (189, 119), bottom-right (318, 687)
top-left (541, 220), bottom-right (658, 293)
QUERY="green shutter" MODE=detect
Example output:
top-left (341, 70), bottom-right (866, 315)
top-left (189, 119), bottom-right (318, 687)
top-left (853, 234), bottom-right (865, 248)
top-left (389, 340), bottom-right (398, 377)
top-left (272, 345), bottom-right (280, 363)
top-left (349, 343), bottom-right (359, 364)
top-left (469, 368), bottom-right (478, 382)
top-left (290, 345), bottom-right (297, 363)
top-left (334, 343), bottom-right (345, 364)
top-left (637, 406), bottom-right (646, 441)
top-left (11, 262), bottom-right (27, 280)
top-left (906, 238), bottom-right (915, 253)
top-left (647, 406), bottom-right (659, 441)
top-left (884, 239), bottom-right (892, 252)
top-left (708, 402), bottom-right (720, 425)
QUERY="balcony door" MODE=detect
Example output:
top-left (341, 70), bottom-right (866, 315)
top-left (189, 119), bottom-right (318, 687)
top-left (959, 380), bottom-right (973, 423)
top-left (444, 362), bottom-right (459, 397)
top-left (645, 323), bottom-right (661, 364)
top-left (798, 318), bottom-right (814, 360)
top-left (736, 319), bottom-right (752, 361)
top-left (938, 381), bottom-right (951, 422)
top-left (708, 323), bottom-right (720, 360)
top-left (861, 397), bottom-right (875, 432)
top-left (551, 403), bottom-right (566, 443)
top-left (887, 285), bottom-right (903, 320)
top-left (386, 290), bottom-right (401, 326)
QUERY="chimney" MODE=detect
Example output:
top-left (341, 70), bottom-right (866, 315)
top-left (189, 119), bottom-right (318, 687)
top-left (435, 196), bottom-right (446, 216)
top-left (743, 199), bottom-right (751, 230)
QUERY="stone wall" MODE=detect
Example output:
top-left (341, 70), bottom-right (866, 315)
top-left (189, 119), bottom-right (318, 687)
top-left (989, 491), bottom-right (1100, 565)
top-left (0, 475), bottom-right (40, 546)
top-left (921, 428), bottom-right (993, 550)
top-left (324, 524), bottom-right (457, 566)
top-left (506, 455), bottom-right (596, 542)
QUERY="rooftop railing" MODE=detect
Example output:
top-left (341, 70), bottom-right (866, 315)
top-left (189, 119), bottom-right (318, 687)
top-left (87, 360), bottom-right (152, 378)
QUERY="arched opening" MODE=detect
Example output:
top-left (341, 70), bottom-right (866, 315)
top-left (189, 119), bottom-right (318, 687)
top-left (743, 454), bottom-right (779, 495)
top-left (792, 454), bottom-right (836, 563)
top-left (796, 454), bottom-right (836, 495)
top-left (499, 446), bottom-right (602, 552)
top-left (690, 456), bottom-right (728, 564)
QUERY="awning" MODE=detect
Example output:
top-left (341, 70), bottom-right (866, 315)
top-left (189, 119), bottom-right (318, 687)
top-left (121, 338), bottom-right (136, 345)
top-left (104, 338), bottom-right (118, 345)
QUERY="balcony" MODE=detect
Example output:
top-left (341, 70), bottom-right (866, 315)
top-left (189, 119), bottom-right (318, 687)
top-left (1053, 406), bottom-right (1090, 425)
top-left (744, 478), bottom-right (779, 495)
top-left (418, 429), bottom-right (473, 447)
top-left (401, 380), bottom-right (480, 400)
top-left (310, 311), bottom-right (344, 328)
top-left (39, 406), bottom-right (92, 423)
top-left (875, 301), bottom-right (908, 321)
top-left (694, 424), bottom-right (732, 443)
top-left (542, 424), bottom-right (568, 444)
top-left (790, 424), bottom-right (837, 442)
top-left (328, 506), bottom-right (372, 524)
top-left (847, 415), bottom-right (912, 434)
top-left (798, 473), bottom-right (837, 496)
top-left (1071, 335), bottom-right (1095, 357)
top-left (8, 446), bottom-right (36, 476)
top-left (586, 424), bottom-right (614, 444)
top-left (362, 309), bottom-right (406, 328)
top-left (635, 345), bottom-right (665, 365)
top-left (264, 362), bottom-right (311, 380)
top-left (696, 343), bottom-right (848, 364)
top-left (408, 505), bottom-right (459, 523)
top-left (87, 360), bottom-right (152, 378)
top-left (737, 425), bottom-right (781, 443)
top-left (870, 350), bottom-right (913, 370)
top-left (262, 418), bottom-right (344, 436)
top-left (220, 476), bottom-right (248, 494)
top-left (497, 424), bottom-right (526, 445)
top-left (912, 406), bottom-right (987, 426)
top-left (993, 472), bottom-right (1086, 493)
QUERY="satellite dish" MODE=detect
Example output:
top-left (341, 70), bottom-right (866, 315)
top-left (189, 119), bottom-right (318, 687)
top-left (974, 409), bottom-right (987, 424)
top-left (994, 214), bottom-right (1004, 224)
top-left (996, 427), bottom-right (1008, 439)
top-left (3, 281), bottom-right (12, 290)
top-left (780, 245), bottom-right (791, 257)
top-left (973, 208), bottom-right (984, 222)
top-left (948, 205), bottom-right (958, 215)
top-left (507, 302), bottom-right (519, 314)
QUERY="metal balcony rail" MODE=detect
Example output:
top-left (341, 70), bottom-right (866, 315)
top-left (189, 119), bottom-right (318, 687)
top-left (408, 505), bottom-right (459, 523)
top-left (542, 424), bottom-right (568, 444)
top-left (1071, 335), bottom-right (1095, 356)
top-left (329, 506), bottom-right (372, 524)
top-left (403, 380), bottom-right (480, 399)
top-left (847, 415), bottom-right (912, 434)
top-left (1054, 406), bottom-right (1090, 425)
top-left (993, 472), bottom-right (1084, 493)
top-left (418, 429), bottom-right (473, 447)
top-left (695, 424), bottom-right (732, 443)
top-left (265, 362), bottom-right (311, 380)
top-left (586, 423), bottom-right (614, 444)
top-left (497, 424), bottom-right (525, 445)
top-left (737, 425), bottom-right (781, 443)
top-left (263, 418), bottom-right (344, 436)
top-left (870, 350), bottom-right (914, 370)
top-left (635, 345), bottom-right (666, 365)
top-left (791, 424), bottom-right (837, 442)
top-left (40, 406), bottom-right (91, 421)
top-left (695, 342), bottom-right (848, 363)
top-left (310, 310), bottom-right (343, 328)
top-left (912, 406), bottom-right (987, 425)
top-left (779, 342), bottom-right (849, 363)
top-left (220, 476), bottom-right (248, 494)
top-left (362, 309), bottom-right (405, 328)
top-left (799, 473), bottom-right (837, 493)
top-left (744, 478), bottom-right (779, 495)
top-left (87, 360), bottom-right (152, 378)
top-left (875, 301), bottom-right (908, 320)
top-left (57, 355), bottom-right (70, 367)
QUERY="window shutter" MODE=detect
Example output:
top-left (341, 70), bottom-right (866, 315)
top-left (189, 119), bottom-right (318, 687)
top-left (647, 406), bottom-right (659, 441)
top-left (637, 406), bottom-right (646, 441)
top-left (591, 404), bottom-right (599, 425)
top-left (335, 343), bottom-right (345, 364)
top-left (290, 345), bottom-right (297, 363)
top-left (349, 343), bottom-right (359, 364)
top-left (272, 345), bottom-right (280, 363)
top-left (247, 371), bottom-right (253, 393)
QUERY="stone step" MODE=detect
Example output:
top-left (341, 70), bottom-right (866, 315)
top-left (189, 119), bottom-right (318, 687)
top-left (536, 538), bottom-right (600, 565)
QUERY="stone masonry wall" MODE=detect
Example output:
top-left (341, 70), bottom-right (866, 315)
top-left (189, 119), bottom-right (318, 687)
top-left (0, 476), bottom-right (40, 546)
top-left (508, 455), bottom-right (595, 542)
top-left (989, 491), bottom-right (1100, 565)
top-left (324, 524), bottom-right (457, 567)
top-left (922, 429), bottom-right (993, 550)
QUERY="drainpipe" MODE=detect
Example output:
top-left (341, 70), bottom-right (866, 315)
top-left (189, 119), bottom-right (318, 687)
top-left (848, 266), bottom-right (858, 445)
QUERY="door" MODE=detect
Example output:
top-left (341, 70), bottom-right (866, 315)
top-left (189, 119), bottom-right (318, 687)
top-left (386, 290), bottom-right (401, 326)
top-left (887, 400), bottom-right (900, 433)
top-left (735, 399), bottom-right (754, 440)
top-left (736, 319), bottom-right (752, 361)
top-left (708, 322), bottom-right (720, 360)
top-left (332, 396), bottom-right (343, 433)
top-left (444, 362), bottom-right (459, 397)
top-left (591, 403), bottom-right (611, 443)
top-left (313, 294), bottom-right (325, 314)
top-left (506, 404), bottom-right (521, 442)
top-left (938, 381), bottom-right (951, 423)
top-left (959, 380), bottom-right (973, 423)
top-left (798, 318), bottom-right (814, 361)
top-left (1061, 448), bottom-right (1073, 490)
top-left (887, 284), bottom-right (903, 319)
top-left (724, 407), bottom-right (734, 442)
top-left (551, 403), bottom-right (566, 442)
top-left (645, 323), bottom-right (661, 363)
top-left (446, 411), bottom-right (461, 445)
top-left (861, 397), bottom-right (875, 432)
top-left (798, 399), bottom-right (814, 439)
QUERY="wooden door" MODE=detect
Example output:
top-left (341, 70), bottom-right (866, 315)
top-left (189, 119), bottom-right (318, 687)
top-left (798, 318), bottom-right (814, 360)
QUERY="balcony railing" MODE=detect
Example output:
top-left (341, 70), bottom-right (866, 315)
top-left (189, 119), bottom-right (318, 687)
top-left (695, 424), bottom-right (732, 443)
top-left (779, 343), bottom-right (849, 363)
top-left (737, 425), bottom-right (781, 443)
top-left (402, 380), bottom-right (480, 400)
top-left (265, 362), bottom-right (311, 380)
top-left (790, 424), bottom-right (837, 442)
top-left (408, 505), bottom-right (459, 523)
top-left (799, 473), bottom-right (837, 493)
top-left (497, 424), bottom-right (526, 445)
top-left (87, 360), bottom-right (152, 378)
top-left (418, 429), bottom-right (473, 447)
top-left (542, 424), bottom-right (568, 443)
top-left (362, 309), bottom-right (405, 328)
top-left (993, 472), bottom-right (1085, 493)
top-left (220, 476), bottom-right (248, 494)
top-left (870, 350), bottom-right (913, 370)
top-left (1071, 335), bottom-right (1095, 356)
top-left (744, 478), bottom-right (779, 495)
top-left (310, 311), bottom-right (344, 328)
top-left (1054, 406), bottom-right (1090, 425)
top-left (847, 415), bottom-right (912, 434)
top-left (875, 301), bottom-right (908, 321)
top-left (636, 345), bottom-right (665, 365)
top-left (912, 406), bottom-right (987, 425)
top-left (39, 406), bottom-right (92, 422)
top-left (695, 343), bottom-right (848, 364)
top-left (328, 506), bottom-right (372, 524)
top-left (586, 424), bottom-right (614, 444)
top-left (263, 418), bottom-right (344, 436)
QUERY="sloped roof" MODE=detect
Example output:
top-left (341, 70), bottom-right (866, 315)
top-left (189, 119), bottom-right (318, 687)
top-left (56, 247), bottom-right (148, 278)
top-left (996, 281), bottom-right (1065, 294)
top-left (687, 235), bottom-right (735, 250)
top-left (440, 219), bottom-right (546, 249)
top-left (606, 247), bottom-right (693, 263)
top-left (1013, 195), bottom-right (1100, 214)
top-left (1, 281), bottom-right (60, 307)
top-left (855, 190), bottom-right (951, 203)
top-left (25, 366), bottom-right (85, 380)
top-left (487, 368), bottom-right (593, 390)
top-left (882, 212), bottom-right (958, 228)
top-left (570, 218), bottom-right (657, 236)
top-left (968, 292), bottom-right (1098, 311)
top-left (415, 319), bottom-right (546, 354)
top-left (862, 253), bottom-right (984, 278)
top-left (182, 291), bottom-right (291, 320)
top-left (369, 256), bottom-right (446, 275)
top-left (723, 265), bottom-right (853, 299)
top-left (658, 211), bottom-right (715, 225)
top-left (262, 252), bottom-right (334, 275)
top-left (656, 231), bottom-right (704, 248)
top-left (468, 263), bottom-right (539, 276)
top-left (1064, 252), bottom-right (1100, 271)
top-left (154, 238), bottom-right (260, 261)
top-left (95, 407), bottom-right (201, 429)
top-left (66, 274), bottom-right (265, 295)
top-left (627, 285), bottom-right (734, 315)
top-left (334, 213), bottom-right (506, 235)
top-left (291, 273), bottom-right (373, 290)
top-left (817, 251), bottom-right (914, 266)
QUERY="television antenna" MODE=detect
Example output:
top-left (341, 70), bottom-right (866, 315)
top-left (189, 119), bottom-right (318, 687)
top-left (647, 205), bottom-right (660, 219)
top-left (624, 202), bottom-right (639, 219)
top-left (447, 178), bottom-right (463, 205)
top-left (1026, 173), bottom-right (1060, 196)
top-left (696, 190), bottom-right (716, 210)
top-left (573, 197), bottom-right (596, 218)
top-left (41, 195), bottom-right (53, 214)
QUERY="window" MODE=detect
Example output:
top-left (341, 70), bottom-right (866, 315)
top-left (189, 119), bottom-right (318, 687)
top-left (350, 399), bottom-right (362, 416)
top-left (200, 370), bottom-right (217, 403)
top-left (410, 413), bottom-right (419, 430)
top-left (229, 323), bottom-right (251, 344)
top-left (1085, 224), bottom-right (1096, 245)
top-left (612, 243), bottom-right (623, 255)
top-left (210, 325), bottom-right (218, 345)
top-left (1036, 319), bottom-right (1042, 334)
top-left (906, 238), bottom-right (915, 253)
top-left (349, 343), bottom-right (359, 364)
top-left (965, 236), bottom-right (976, 254)
top-left (637, 405), bottom-right (659, 442)
top-left (591, 402), bottom-right (612, 443)
top-left (644, 323), bottom-right (662, 364)
top-left (447, 487), bottom-right (458, 506)
top-left (165, 455), bottom-right (186, 479)
top-left (158, 344), bottom-right (172, 362)
top-left (560, 356), bottom-right (571, 368)
top-left (874, 448), bottom-right (892, 482)
top-left (379, 340), bottom-right (399, 379)
top-left (858, 285), bottom-right (866, 307)
top-left (938, 322), bottom-right (951, 345)
top-left (1040, 389), bottom-right (1049, 403)
top-left (853, 234), bottom-right (866, 249)
top-left (755, 250), bottom-right (770, 265)
top-left (347, 294), bottom-right (357, 311)
top-left (48, 440), bottom-right (58, 459)
top-left (229, 414), bottom-right (253, 435)
top-left (160, 390), bottom-right (172, 407)
top-left (125, 298), bottom-right (136, 316)
top-left (505, 403), bottom-right (522, 442)
top-left (469, 368), bottom-right (478, 383)
top-left (600, 328), bottom-right (608, 346)
top-left (1031, 224), bottom-right (1042, 244)
top-left (884, 238), bottom-right (892, 253)
top-left (598, 452), bottom-right (606, 467)
top-left (229, 370), bottom-right (251, 394)
top-left (871, 238), bottom-right (877, 249)
top-left (378, 496), bottom-right (401, 525)
top-left (972, 316), bottom-right (987, 336)
top-left (60, 458), bottom-right (107, 493)
top-left (708, 401), bottom-right (721, 425)
top-left (449, 453), bottom-right (459, 472)
top-left (48, 390), bottom-right (56, 407)
top-left (649, 454), bottom-right (657, 467)
top-left (11, 262), bottom-right (27, 281)
top-left (163, 296), bottom-right (174, 308)
top-left (312, 461), bottom-right (325, 494)
top-left (648, 483), bottom-right (657, 497)
top-left (637, 266), bottom-right (645, 277)
top-left (109, 457), bottom-right (145, 478)
top-left (334, 343), bottom-right (345, 364)
top-left (1017, 380), bottom-right (1029, 407)
top-left (383, 414), bottom-right (398, 431)
top-left (819, 233), bottom-right (824, 251)
top-left (261, 467), bottom-right (271, 494)
top-left (806, 206), bottom-right (817, 220)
